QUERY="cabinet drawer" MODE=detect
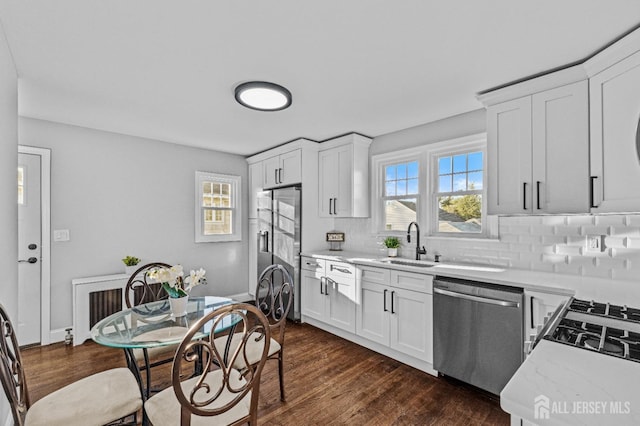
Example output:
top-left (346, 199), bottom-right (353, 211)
top-left (301, 257), bottom-right (325, 273)
top-left (359, 265), bottom-right (390, 285)
top-left (390, 270), bottom-right (433, 294)
top-left (325, 261), bottom-right (356, 280)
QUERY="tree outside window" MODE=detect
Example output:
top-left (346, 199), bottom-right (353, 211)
top-left (436, 151), bottom-right (483, 233)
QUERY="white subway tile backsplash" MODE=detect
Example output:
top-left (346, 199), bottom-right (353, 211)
top-left (541, 235), bottom-right (568, 245)
top-left (553, 226), bottom-right (582, 237)
top-left (594, 216), bottom-right (627, 227)
top-left (566, 216), bottom-right (594, 226)
top-left (580, 225), bottom-right (611, 236)
top-left (555, 245), bottom-right (583, 256)
top-left (340, 213), bottom-right (640, 285)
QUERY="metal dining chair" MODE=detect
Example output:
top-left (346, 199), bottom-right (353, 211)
top-left (213, 264), bottom-right (294, 401)
top-left (124, 262), bottom-right (176, 398)
top-left (0, 303), bottom-right (143, 426)
top-left (144, 303), bottom-right (271, 426)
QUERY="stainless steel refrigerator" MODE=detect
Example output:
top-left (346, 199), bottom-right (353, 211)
top-left (257, 186), bottom-right (301, 321)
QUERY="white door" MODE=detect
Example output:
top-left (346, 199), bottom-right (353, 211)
top-left (590, 50), bottom-right (640, 212)
top-left (389, 288), bottom-right (432, 362)
top-left (18, 153), bottom-right (42, 346)
top-left (532, 81), bottom-right (590, 213)
top-left (326, 277), bottom-right (356, 333)
top-left (356, 281), bottom-right (390, 346)
top-left (318, 149), bottom-right (339, 217)
top-left (301, 270), bottom-right (325, 321)
top-left (486, 97), bottom-right (533, 214)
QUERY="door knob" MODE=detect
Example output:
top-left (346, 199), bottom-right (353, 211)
top-left (18, 257), bottom-right (38, 264)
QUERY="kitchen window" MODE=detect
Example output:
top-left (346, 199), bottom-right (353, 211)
top-left (429, 138), bottom-right (486, 236)
top-left (372, 134), bottom-right (487, 237)
top-left (195, 171), bottom-right (241, 242)
top-left (372, 149), bottom-right (423, 233)
top-left (382, 160), bottom-right (419, 231)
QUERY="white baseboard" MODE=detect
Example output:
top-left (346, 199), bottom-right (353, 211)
top-left (49, 326), bottom-right (71, 344)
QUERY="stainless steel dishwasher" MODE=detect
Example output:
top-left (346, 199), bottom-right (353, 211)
top-left (433, 277), bottom-right (524, 395)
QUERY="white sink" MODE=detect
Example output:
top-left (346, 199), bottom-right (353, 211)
top-left (378, 258), bottom-right (435, 268)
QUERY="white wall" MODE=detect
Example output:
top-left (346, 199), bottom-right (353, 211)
top-left (19, 118), bottom-right (249, 331)
top-left (0, 20), bottom-right (18, 426)
top-left (370, 108), bottom-right (486, 155)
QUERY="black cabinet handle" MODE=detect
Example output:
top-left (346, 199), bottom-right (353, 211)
top-left (391, 291), bottom-right (395, 314)
top-left (523, 182), bottom-right (528, 210)
top-left (383, 289), bottom-right (388, 312)
top-left (590, 176), bottom-right (598, 208)
top-left (536, 181), bottom-right (541, 210)
top-left (320, 277), bottom-right (324, 295)
top-left (274, 169), bottom-right (278, 185)
top-left (278, 168), bottom-right (283, 184)
top-left (530, 296), bottom-right (535, 329)
top-left (324, 277), bottom-right (330, 296)
top-left (329, 198), bottom-right (333, 215)
top-left (333, 198), bottom-right (337, 215)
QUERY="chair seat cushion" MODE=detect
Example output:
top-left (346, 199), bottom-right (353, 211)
top-left (25, 367), bottom-right (142, 426)
top-left (145, 369), bottom-right (251, 426)
top-left (213, 332), bottom-right (281, 370)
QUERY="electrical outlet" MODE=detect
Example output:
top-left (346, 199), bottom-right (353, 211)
top-left (53, 229), bottom-right (70, 242)
top-left (586, 235), bottom-right (605, 253)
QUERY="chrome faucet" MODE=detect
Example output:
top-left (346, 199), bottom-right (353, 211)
top-left (407, 221), bottom-right (427, 260)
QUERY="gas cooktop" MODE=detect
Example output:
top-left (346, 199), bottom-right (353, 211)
top-left (542, 298), bottom-right (640, 363)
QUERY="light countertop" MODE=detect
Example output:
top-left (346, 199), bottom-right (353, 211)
top-left (500, 340), bottom-right (640, 425)
top-left (302, 250), bottom-right (640, 305)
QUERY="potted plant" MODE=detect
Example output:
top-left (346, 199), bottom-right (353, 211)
top-left (122, 255), bottom-right (141, 275)
top-left (147, 265), bottom-right (207, 316)
top-left (383, 236), bottom-right (401, 257)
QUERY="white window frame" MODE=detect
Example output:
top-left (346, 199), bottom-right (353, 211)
top-left (371, 148), bottom-right (425, 234)
top-left (371, 133), bottom-right (488, 238)
top-left (426, 135), bottom-right (487, 238)
top-left (195, 171), bottom-right (242, 243)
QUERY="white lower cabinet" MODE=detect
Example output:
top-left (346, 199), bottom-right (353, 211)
top-left (389, 287), bottom-right (432, 362)
top-left (301, 257), bottom-right (435, 374)
top-left (356, 266), bottom-right (433, 363)
top-left (301, 257), bottom-right (356, 333)
top-left (301, 268), bottom-right (325, 321)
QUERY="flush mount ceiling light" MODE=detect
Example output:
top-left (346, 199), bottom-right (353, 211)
top-left (234, 81), bottom-right (292, 111)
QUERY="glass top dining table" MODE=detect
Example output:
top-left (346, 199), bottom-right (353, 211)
top-left (90, 296), bottom-right (239, 349)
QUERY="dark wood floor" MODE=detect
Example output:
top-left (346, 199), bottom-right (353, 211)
top-left (21, 322), bottom-right (509, 425)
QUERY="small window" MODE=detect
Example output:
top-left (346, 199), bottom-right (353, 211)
top-left (195, 171), bottom-right (241, 242)
top-left (382, 161), bottom-right (419, 231)
top-left (435, 151), bottom-right (483, 234)
top-left (17, 166), bottom-right (24, 205)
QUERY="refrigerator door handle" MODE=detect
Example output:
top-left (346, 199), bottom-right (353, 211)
top-left (259, 230), bottom-right (269, 252)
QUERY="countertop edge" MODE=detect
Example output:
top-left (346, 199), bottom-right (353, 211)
top-left (301, 250), bottom-right (638, 303)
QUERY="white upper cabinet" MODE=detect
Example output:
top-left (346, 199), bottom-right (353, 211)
top-left (481, 68), bottom-right (590, 215)
top-left (318, 133), bottom-right (371, 218)
top-left (588, 49), bottom-right (640, 212)
top-left (532, 81), bottom-right (590, 213)
top-left (263, 149), bottom-right (302, 189)
top-left (487, 97), bottom-right (533, 214)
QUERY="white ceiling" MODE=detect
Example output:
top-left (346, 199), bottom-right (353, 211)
top-left (1, 1), bottom-right (639, 156)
